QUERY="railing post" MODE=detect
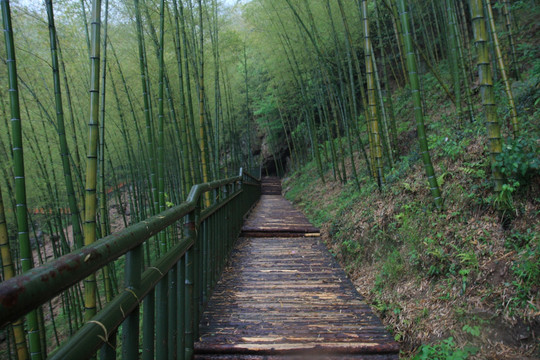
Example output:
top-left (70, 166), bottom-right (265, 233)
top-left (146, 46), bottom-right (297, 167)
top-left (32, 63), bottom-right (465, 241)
top-left (122, 245), bottom-right (142, 359)
top-left (201, 213), bottom-right (207, 307)
top-left (177, 256), bottom-right (185, 360)
top-left (194, 198), bottom-right (202, 340)
top-left (184, 200), bottom-right (199, 359)
top-left (227, 183), bottom-right (234, 263)
top-left (142, 292), bottom-right (155, 360)
top-left (167, 264), bottom-right (177, 359)
top-left (156, 272), bottom-right (168, 359)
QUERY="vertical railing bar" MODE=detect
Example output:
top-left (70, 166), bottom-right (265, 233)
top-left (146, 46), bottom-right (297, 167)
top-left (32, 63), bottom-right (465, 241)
top-left (122, 245), bottom-right (142, 359)
top-left (177, 256), bottom-right (185, 360)
top-left (223, 185), bottom-right (230, 273)
top-left (213, 201), bottom-right (217, 289)
top-left (168, 264), bottom-right (177, 360)
top-left (156, 278), bottom-right (168, 359)
top-left (206, 214), bottom-right (211, 304)
top-left (203, 216), bottom-right (209, 306)
top-left (184, 210), bottom-right (195, 359)
top-left (204, 215), bottom-right (208, 306)
top-left (193, 197), bottom-right (201, 341)
top-left (142, 292), bottom-right (155, 360)
top-left (206, 212), bottom-right (211, 305)
top-left (200, 217), bottom-right (205, 308)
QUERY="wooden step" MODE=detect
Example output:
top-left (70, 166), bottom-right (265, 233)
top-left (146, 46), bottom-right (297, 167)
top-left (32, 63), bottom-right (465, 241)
top-left (261, 176), bottom-right (282, 195)
top-left (241, 195), bottom-right (319, 237)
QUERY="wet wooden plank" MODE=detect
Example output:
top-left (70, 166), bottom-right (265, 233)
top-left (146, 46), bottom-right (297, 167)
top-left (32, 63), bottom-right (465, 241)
top-left (241, 195), bottom-right (320, 235)
top-left (196, 238), bottom-right (398, 359)
top-left (195, 355), bottom-right (397, 360)
top-left (260, 176), bottom-right (282, 195)
top-left (195, 179), bottom-right (398, 359)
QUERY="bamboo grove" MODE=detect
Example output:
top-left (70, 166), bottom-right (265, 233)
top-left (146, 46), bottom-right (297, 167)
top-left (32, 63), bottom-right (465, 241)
top-left (239, 0), bottom-right (525, 202)
top-left (0, 0), bottom-right (533, 358)
top-left (1, 0), bottom-right (257, 358)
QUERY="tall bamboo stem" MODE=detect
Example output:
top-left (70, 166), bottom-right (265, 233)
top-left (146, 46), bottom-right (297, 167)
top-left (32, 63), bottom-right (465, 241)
top-left (362, 0), bottom-right (385, 187)
top-left (470, 0), bottom-right (504, 192)
top-left (82, 0), bottom-right (102, 323)
top-left (1, 0), bottom-right (43, 357)
top-left (397, 0), bottom-right (443, 209)
top-left (486, 0), bottom-right (519, 137)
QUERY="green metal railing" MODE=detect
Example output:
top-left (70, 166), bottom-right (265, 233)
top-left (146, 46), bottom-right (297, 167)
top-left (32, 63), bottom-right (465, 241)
top-left (0, 168), bottom-right (261, 359)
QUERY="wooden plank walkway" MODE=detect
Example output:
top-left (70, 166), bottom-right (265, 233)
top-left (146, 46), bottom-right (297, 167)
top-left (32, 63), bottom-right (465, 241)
top-left (241, 195), bottom-right (320, 237)
top-left (195, 177), bottom-right (399, 359)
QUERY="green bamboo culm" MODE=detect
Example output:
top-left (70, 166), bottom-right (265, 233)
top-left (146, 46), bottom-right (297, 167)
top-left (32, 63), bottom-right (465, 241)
top-left (157, 0), bottom-right (167, 249)
top-left (133, 0), bottom-right (158, 217)
top-left (362, 0), bottom-right (385, 187)
top-left (397, 0), bottom-right (443, 209)
top-left (156, 0), bottom-right (169, 357)
top-left (0, 185), bottom-right (29, 359)
top-left (485, 0), bottom-right (519, 138)
top-left (198, 0), bottom-right (211, 206)
top-left (179, 0), bottom-right (202, 185)
top-left (502, 0), bottom-right (520, 80)
top-left (98, 1), bottom-right (117, 356)
top-left (1, 0), bottom-right (43, 358)
top-left (83, 0), bottom-right (102, 322)
top-left (45, 0), bottom-right (84, 250)
top-left (450, 0), bottom-right (475, 123)
top-left (171, 0), bottom-right (193, 194)
top-left (469, 0), bottom-right (504, 192)
top-left (446, 0), bottom-right (463, 123)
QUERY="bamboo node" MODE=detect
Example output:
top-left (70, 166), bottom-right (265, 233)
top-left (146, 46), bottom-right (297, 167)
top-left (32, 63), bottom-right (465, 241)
top-left (89, 320), bottom-right (108, 341)
top-left (125, 288), bottom-right (140, 303)
top-left (149, 266), bottom-right (164, 276)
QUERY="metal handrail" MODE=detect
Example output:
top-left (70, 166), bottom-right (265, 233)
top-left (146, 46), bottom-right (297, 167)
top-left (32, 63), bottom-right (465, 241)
top-left (0, 167), bottom-right (261, 358)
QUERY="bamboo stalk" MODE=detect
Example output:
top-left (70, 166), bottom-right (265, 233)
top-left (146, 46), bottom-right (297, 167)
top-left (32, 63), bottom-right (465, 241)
top-left (470, 0), bottom-right (504, 192)
top-left (1, 0), bottom-right (43, 357)
top-left (0, 184), bottom-right (29, 360)
top-left (362, 0), bottom-right (385, 187)
top-left (502, 0), bottom-right (520, 80)
top-left (83, 0), bottom-right (102, 322)
top-left (485, 0), bottom-right (519, 137)
top-left (198, 0), bottom-right (211, 206)
top-left (397, 0), bottom-right (443, 209)
top-left (447, 0), bottom-right (464, 122)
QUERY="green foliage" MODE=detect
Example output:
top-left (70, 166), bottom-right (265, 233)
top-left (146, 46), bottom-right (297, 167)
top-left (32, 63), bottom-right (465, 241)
top-left (428, 116), bottom-right (479, 161)
top-left (462, 324), bottom-right (481, 337)
top-left (413, 337), bottom-right (478, 360)
top-left (458, 162), bottom-right (486, 180)
top-left (511, 234), bottom-right (540, 309)
top-left (496, 136), bottom-right (540, 184)
top-left (505, 228), bottom-right (536, 251)
top-left (374, 249), bottom-right (404, 290)
top-left (491, 133), bottom-right (539, 210)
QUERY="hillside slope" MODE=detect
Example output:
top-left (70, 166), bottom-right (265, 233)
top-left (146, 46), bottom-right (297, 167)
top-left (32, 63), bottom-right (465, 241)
top-left (283, 57), bottom-right (539, 359)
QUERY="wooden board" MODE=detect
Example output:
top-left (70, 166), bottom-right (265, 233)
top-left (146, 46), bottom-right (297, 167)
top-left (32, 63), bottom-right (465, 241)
top-left (261, 177), bottom-right (282, 195)
top-left (241, 196), bottom-right (320, 235)
top-left (195, 236), bottom-right (398, 359)
top-left (194, 355), bottom-right (399, 360)
top-left (195, 182), bottom-right (398, 359)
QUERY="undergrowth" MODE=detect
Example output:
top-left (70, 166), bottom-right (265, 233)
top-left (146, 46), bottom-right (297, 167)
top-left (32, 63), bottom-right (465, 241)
top-left (283, 44), bottom-right (539, 360)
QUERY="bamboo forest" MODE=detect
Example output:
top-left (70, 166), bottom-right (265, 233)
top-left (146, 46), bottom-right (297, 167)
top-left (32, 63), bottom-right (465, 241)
top-left (0, 0), bottom-right (539, 358)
